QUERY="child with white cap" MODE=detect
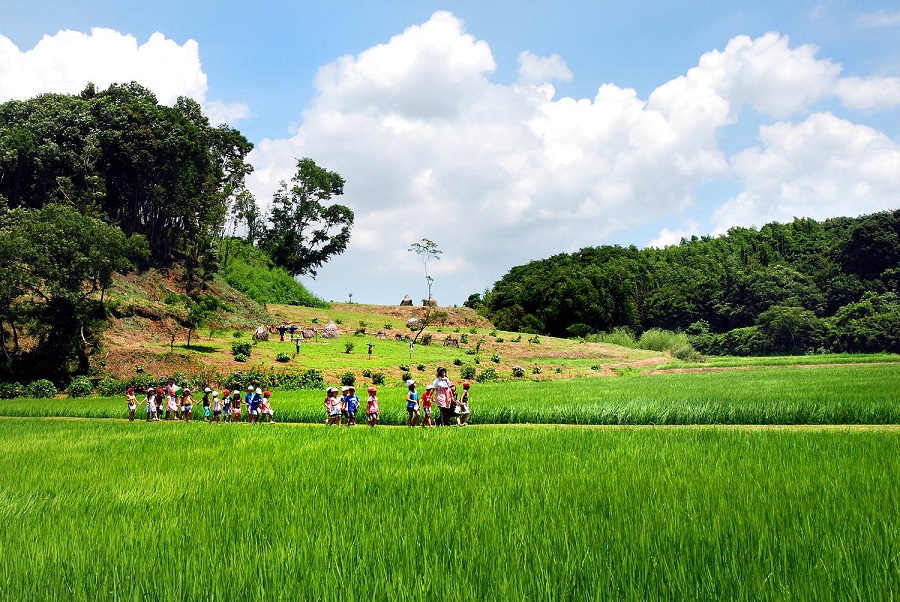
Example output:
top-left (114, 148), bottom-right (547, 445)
top-left (406, 379), bottom-right (420, 427)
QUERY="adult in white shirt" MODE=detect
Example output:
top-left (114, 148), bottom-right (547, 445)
top-left (432, 366), bottom-right (454, 427)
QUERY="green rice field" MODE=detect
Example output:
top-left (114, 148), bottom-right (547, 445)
top-left (2, 364), bottom-right (898, 425)
top-left (0, 419), bottom-right (896, 600)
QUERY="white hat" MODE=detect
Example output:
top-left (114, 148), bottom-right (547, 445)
top-left (341, 386), bottom-right (350, 392)
top-left (204, 387), bottom-right (211, 393)
top-left (406, 379), bottom-right (415, 386)
top-left (183, 387), bottom-right (191, 393)
top-left (426, 384), bottom-right (435, 390)
top-left (327, 387), bottom-right (338, 393)
top-left (255, 387), bottom-right (263, 394)
top-left (212, 391), bottom-right (219, 397)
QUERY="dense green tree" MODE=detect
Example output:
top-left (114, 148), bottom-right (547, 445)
top-left (263, 158), bottom-right (354, 278)
top-left (478, 211), bottom-right (900, 355)
top-left (0, 204), bottom-right (132, 380)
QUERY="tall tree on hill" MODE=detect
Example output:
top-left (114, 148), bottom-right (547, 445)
top-left (263, 158), bottom-right (354, 278)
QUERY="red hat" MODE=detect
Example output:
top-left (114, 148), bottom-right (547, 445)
top-left (463, 381), bottom-right (470, 389)
top-left (156, 388), bottom-right (164, 394)
top-left (223, 389), bottom-right (230, 396)
top-left (367, 386), bottom-right (377, 394)
top-left (263, 390), bottom-right (270, 397)
top-left (126, 387), bottom-right (134, 393)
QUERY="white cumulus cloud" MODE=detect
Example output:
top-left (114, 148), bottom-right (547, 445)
top-left (247, 14), bottom-right (900, 303)
top-left (0, 28), bottom-right (247, 124)
top-left (517, 51), bottom-right (573, 83)
top-left (716, 112), bottom-right (900, 229)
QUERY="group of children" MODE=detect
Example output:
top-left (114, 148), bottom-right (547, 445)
top-left (322, 367), bottom-right (472, 428)
top-left (126, 379), bottom-right (276, 424)
top-left (125, 367), bottom-right (473, 428)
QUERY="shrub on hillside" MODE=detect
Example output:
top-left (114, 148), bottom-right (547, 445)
top-left (371, 372), bottom-right (385, 386)
top-left (417, 364), bottom-right (426, 371)
top-left (279, 369), bottom-right (325, 390)
top-left (98, 376), bottom-right (126, 397)
top-left (27, 379), bottom-right (57, 398)
top-left (231, 341), bottom-right (252, 359)
top-left (476, 368), bottom-right (499, 383)
top-left (275, 352), bottom-right (290, 363)
top-left (340, 372), bottom-right (356, 387)
top-left (233, 353), bottom-right (249, 363)
top-left (68, 376), bottom-right (94, 398)
top-left (460, 366), bottom-right (476, 380)
top-left (511, 366), bottom-right (525, 378)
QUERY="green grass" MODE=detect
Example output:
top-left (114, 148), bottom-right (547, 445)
top-left (656, 352), bottom-right (900, 370)
top-left (3, 364), bottom-right (898, 425)
top-left (0, 419), bottom-right (896, 600)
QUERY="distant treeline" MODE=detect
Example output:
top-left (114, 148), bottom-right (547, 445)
top-left (473, 211), bottom-right (900, 355)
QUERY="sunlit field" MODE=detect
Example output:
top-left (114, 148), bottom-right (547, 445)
top-left (3, 363), bottom-right (897, 425)
top-left (0, 419), bottom-right (896, 600)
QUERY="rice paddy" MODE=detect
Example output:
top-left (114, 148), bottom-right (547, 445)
top-left (2, 363), bottom-right (898, 425)
top-left (0, 419), bottom-right (896, 600)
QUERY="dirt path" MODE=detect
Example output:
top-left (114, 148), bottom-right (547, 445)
top-left (2, 416), bottom-right (897, 432)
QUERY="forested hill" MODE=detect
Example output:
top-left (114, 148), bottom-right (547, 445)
top-left (474, 211), bottom-right (900, 355)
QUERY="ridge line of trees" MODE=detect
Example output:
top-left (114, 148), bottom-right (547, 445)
top-left (471, 211), bottom-right (900, 355)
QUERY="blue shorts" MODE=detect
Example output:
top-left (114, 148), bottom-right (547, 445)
top-left (204, 407), bottom-right (210, 417)
top-left (407, 402), bottom-right (419, 412)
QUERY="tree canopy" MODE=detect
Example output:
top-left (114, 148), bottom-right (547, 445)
top-left (263, 158), bottom-right (354, 278)
top-left (478, 211), bottom-right (900, 355)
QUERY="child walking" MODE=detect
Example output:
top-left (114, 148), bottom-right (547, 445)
top-left (143, 387), bottom-right (158, 422)
top-left (261, 391), bottom-right (275, 423)
top-left (180, 388), bottom-right (195, 422)
top-left (325, 388), bottom-right (342, 426)
top-left (459, 381), bottom-right (471, 426)
top-left (222, 389), bottom-right (231, 423)
top-left (406, 380), bottom-right (420, 427)
top-left (343, 386), bottom-right (360, 426)
top-left (366, 386), bottom-right (380, 428)
top-left (211, 391), bottom-right (222, 424)
top-left (421, 384), bottom-right (434, 428)
top-left (126, 388), bottom-right (137, 421)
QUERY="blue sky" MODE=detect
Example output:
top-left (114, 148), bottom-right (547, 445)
top-left (2, 1), bottom-right (899, 304)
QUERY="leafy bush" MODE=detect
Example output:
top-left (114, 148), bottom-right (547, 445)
top-left (638, 328), bottom-right (679, 352)
top-left (529, 335), bottom-right (541, 345)
top-left (27, 379), bottom-right (57, 398)
top-left (276, 352), bottom-right (291, 363)
top-left (98, 376), bottom-right (125, 397)
top-left (398, 364), bottom-right (410, 372)
top-left (460, 366), bottom-right (476, 380)
top-left (362, 369), bottom-right (372, 378)
top-left (459, 334), bottom-right (469, 344)
top-left (476, 368), bottom-right (499, 383)
top-left (68, 376), bottom-right (94, 398)
top-left (231, 341), bottom-right (252, 358)
top-left (453, 358), bottom-right (463, 366)
top-left (344, 342), bottom-right (355, 353)
top-left (232, 331), bottom-right (243, 338)
top-left (512, 366), bottom-right (525, 378)
top-left (384, 323), bottom-right (393, 330)
top-left (489, 330), bottom-right (497, 337)
top-left (400, 372), bottom-right (412, 383)
top-left (496, 337), bottom-right (505, 343)
top-left (0, 382), bottom-right (25, 399)
top-left (465, 349), bottom-right (477, 356)
top-left (532, 366), bottom-right (542, 374)
top-left (369, 372), bottom-right (385, 385)
top-left (234, 353), bottom-right (249, 362)
top-left (491, 353), bottom-right (501, 363)
top-left (421, 333), bottom-right (433, 345)
top-left (511, 335), bottom-right (522, 343)
top-left (469, 328), bottom-right (478, 334)
top-left (417, 364), bottom-right (426, 371)
top-left (340, 372), bottom-right (356, 387)
top-left (279, 369), bottom-right (324, 390)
